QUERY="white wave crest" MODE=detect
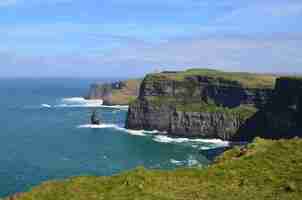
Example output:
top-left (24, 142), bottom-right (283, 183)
top-left (78, 123), bottom-right (228, 149)
top-left (99, 105), bottom-right (129, 110)
top-left (169, 159), bottom-right (184, 165)
top-left (56, 97), bottom-right (128, 109)
top-left (170, 156), bottom-right (201, 167)
top-left (60, 97), bottom-right (103, 107)
top-left (41, 104), bottom-right (52, 108)
top-left (78, 124), bottom-right (118, 129)
top-left (152, 135), bottom-right (229, 147)
top-left (77, 124), bottom-right (159, 136)
top-left (187, 158), bottom-right (200, 167)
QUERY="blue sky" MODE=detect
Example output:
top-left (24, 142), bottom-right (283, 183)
top-left (0, 0), bottom-right (302, 77)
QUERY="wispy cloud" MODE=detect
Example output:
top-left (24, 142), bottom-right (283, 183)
top-left (0, 0), bottom-right (75, 7)
top-left (1, 33), bottom-right (301, 77)
top-left (0, 0), bottom-right (302, 77)
top-left (0, 0), bottom-right (16, 7)
top-left (216, 0), bottom-right (302, 23)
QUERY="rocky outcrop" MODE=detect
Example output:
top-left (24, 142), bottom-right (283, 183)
top-left (126, 72), bottom-right (274, 140)
top-left (86, 80), bottom-right (140, 105)
top-left (86, 83), bottom-right (113, 103)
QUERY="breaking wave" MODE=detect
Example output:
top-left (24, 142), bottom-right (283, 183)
top-left (78, 124), bottom-right (118, 129)
top-left (41, 104), bottom-right (52, 108)
top-left (57, 97), bottom-right (128, 109)
top-left (39, 97), bottom-right (129, 109)
top-left (59, 97), bottom-right (104, 107)
top-left (78, 123), bottom-right (229, 149)
top-left (170, 155), bottom-right (202, 167)
top-left (152, 135), bottom-right (229, 148)
top-left (77, 124), bottom-right (159, 136)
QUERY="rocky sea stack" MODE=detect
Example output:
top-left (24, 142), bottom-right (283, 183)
top-left (126, 69), bottom-right (302, 141)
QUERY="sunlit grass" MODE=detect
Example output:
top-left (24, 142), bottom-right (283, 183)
top-left (9, 138), bottom-right (302, 200)
top-left (146, 68), bottom-right (277, 89)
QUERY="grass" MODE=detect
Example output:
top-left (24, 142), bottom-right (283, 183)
top-left (110, 79), bottom-right (141, 105)
top-left (278, 76), bottom-right (302, 82)
top-left (145, 68), bottom-right (277, 89)
top-left (8, 138), bottom-right (302, 200)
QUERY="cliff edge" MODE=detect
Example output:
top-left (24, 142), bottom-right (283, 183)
top-left (233, 76), bottom-right (302, 141)
top-left (86, 79), bottom-right (141, 105)
top-left (126, 69), bottom-right (276, 140)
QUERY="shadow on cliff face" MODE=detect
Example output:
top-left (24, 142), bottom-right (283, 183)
top-left (232, 77), bottom-right (302, 141)
top-left (232, 108), bottom-right (302, 141)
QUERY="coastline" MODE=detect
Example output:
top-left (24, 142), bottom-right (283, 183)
top-left (6, 138), bottom-right (302, 200)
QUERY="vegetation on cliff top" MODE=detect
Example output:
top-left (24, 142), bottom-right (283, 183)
top-left (110, 79), bottom-right (141, 105)
top-left (146, 68), bottom-right (277, 89)
top-left (7, 138), bottom-right (302, 200)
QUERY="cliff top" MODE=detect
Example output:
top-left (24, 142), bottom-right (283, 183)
top-left (8, 138), bottom-right (302, 200)
top-left (147, 68), bottom-right (278, 89)
top-left (110, 79), bottom-right (141, 105)
top-left (87, 79), bottom-right (141, 105)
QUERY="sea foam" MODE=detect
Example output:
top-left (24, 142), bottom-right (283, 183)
top-left (55, 97), bottom-right (128, 109)
top-left (77, 123), bottom-right (155, 136)
top-left (41, 104), bottom-right (52, 108)
top-left (78, 123), bottom-right (229, 149)
top-left (152, 135), bottom-right (229, 147)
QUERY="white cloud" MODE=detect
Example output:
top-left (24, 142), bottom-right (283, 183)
top-left (0, 0), bottom-right (17, 7)
top-left (0, 0), bottom-right (75, 7)
top-left (1, 34), bottom-right (302, 77)
top-left (217, 1), bottom-right (302, 24)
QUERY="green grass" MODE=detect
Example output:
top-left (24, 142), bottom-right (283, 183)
top-left (110, 79), bottom-right (141, 105)
top-left (9, 138), bottom-right (302, 200)
top-left (145, 68), bottom-right (277, 89)
top-left (278, 76), bottom-right (302, 81)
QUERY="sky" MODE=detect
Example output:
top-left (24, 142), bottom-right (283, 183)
top-left (0, 0), bottom-right (302, 77)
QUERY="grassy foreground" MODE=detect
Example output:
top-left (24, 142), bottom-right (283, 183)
top-left (7, 138), bottom-right (302, 200)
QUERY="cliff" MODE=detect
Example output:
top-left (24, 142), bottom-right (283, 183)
top-left (86, 79), bottom-right (141, 105)
top-left (126, 69), bottom-right (275, 140)
top-left (233, 77), bottom-right (302, 141)
top-left (7, 138), bottom-right (302, 200)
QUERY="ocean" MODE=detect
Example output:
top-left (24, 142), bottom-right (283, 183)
top-left (0, 78), bottom-right (228, 197)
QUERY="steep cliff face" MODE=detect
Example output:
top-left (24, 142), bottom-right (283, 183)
top-left (126, 70), bottom-right (275, 140)
top-left (140, 75), bottom-right (273, 108)
top-left (233, 77), bottom-right (302, 141)
top-left (87, 83), bottom-right (113, 103)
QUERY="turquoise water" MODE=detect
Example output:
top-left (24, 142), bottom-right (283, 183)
top-left (0, 78), bottom-right (227, 197)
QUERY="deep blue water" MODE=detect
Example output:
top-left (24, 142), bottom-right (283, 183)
top-left (0, 78), bottom-right (227, 197)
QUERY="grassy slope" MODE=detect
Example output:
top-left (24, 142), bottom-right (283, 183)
top-left (110, 79), bottom-right (141, 105)
top-left (147, 68), bottom-right (277, 89)
top-left (8, 138), bottom-right (302, 200)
